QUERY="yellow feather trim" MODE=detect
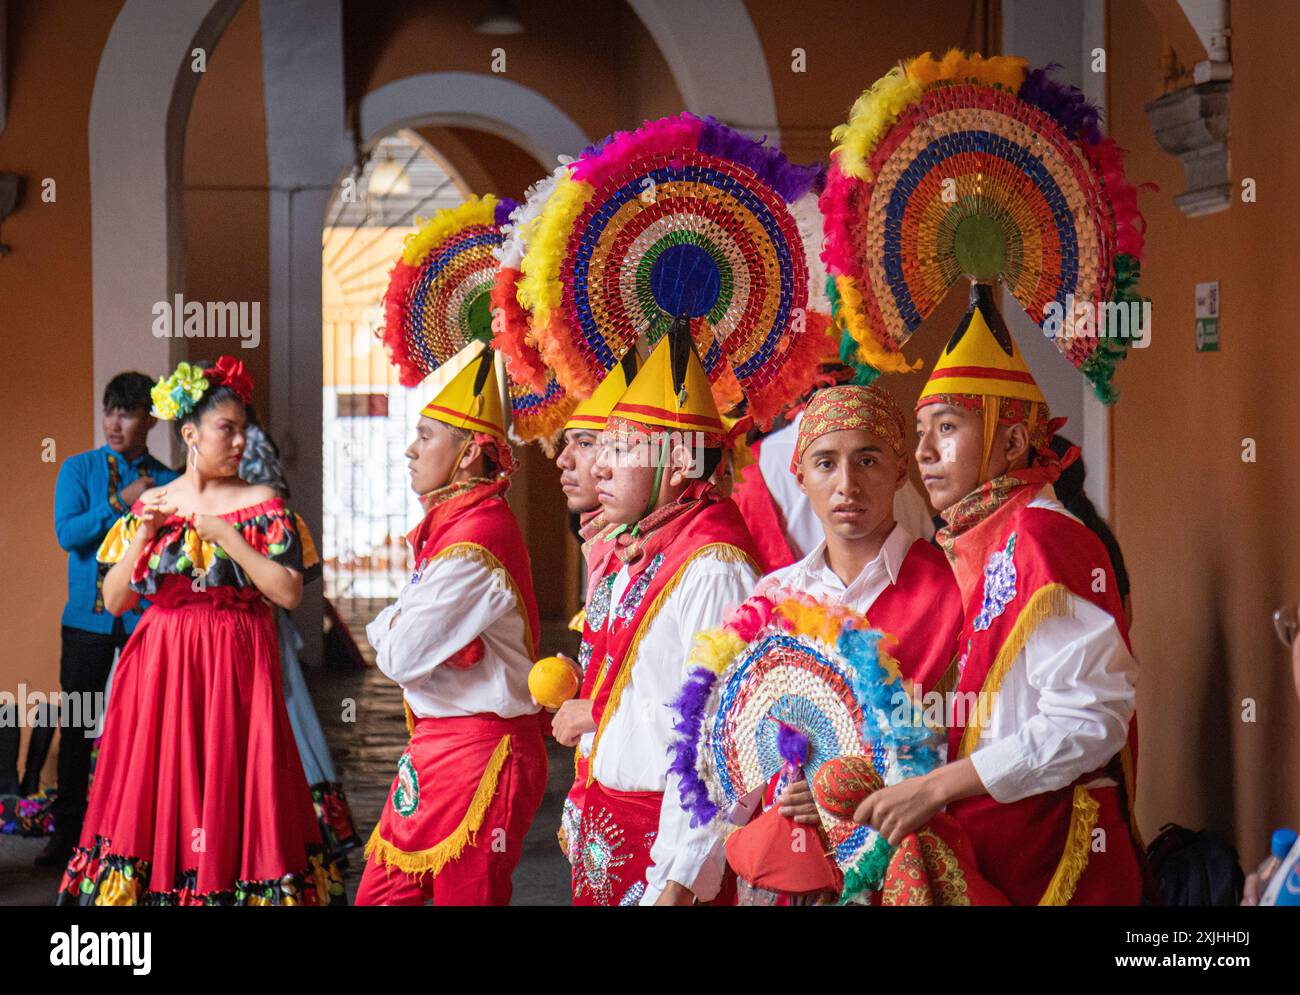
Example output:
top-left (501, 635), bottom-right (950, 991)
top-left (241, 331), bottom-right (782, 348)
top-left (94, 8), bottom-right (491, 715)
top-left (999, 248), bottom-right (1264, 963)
top-left (830, 65), bottom-right (923, 182)
top-left (904, 49), bottom-right (1028, 91)
top-left (834, 276), bottom-right (924, 374)
top-left (687, 627), bottom-right (746, 676)
top-left (400, 195), bottom-right (499, 267)
top-left (433, 542), bottom-right (538, 658)
top-left (363, 733), bottom-right (512, 880)
top-left (518, 172), bottom-right (593, 337)
top-left (586, 544), bottom-right (756, 785)
top-left (1038, 785), bottom-right (1100, 905)
top-left (958, 583), bottom-right (1073, 758)
top-left (96, 514), bottom-right (140, 564)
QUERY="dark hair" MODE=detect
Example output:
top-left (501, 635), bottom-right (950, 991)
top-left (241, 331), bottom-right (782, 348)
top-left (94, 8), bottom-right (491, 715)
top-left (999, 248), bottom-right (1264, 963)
top-left (1048, 435), bottom-right (1131, 599)
top-left (103, 372), bottom-right (155, 413)
top-left (174, 384), bottom-right (246, 442)
top-left (699, 446), bottom-right (724, 482)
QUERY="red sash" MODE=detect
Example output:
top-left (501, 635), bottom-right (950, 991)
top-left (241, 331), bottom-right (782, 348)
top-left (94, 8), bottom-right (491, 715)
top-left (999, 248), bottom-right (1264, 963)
top-left (585, 498), bottom-right (758, 783)
top-left (731, 446), bottom-right (797, 573)
top-left (945, 500), bottom-right (1142, 905)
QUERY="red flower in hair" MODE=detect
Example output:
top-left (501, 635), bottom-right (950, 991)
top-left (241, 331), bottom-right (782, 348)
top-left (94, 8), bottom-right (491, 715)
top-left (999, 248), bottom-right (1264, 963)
top-left (210, 356), bottom-right (253, 404)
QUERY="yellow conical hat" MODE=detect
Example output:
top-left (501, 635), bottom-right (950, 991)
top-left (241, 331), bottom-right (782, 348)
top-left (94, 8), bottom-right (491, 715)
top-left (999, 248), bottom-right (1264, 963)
top-left (608, 329), bottom-right (724, 440)
top-left (918, 284), bottom-right (1045, 405)
top-left (420, 342), bottom-right (507, 440)
top-left (563, 354), bottom-right (638, 434)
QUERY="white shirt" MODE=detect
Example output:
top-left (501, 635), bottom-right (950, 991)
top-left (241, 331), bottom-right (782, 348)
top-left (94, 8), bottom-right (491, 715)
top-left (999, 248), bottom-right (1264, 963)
top-left (366, 550), bottom-right (540, 720)
top-left (759, 411), bottom-right (935, 556)
top-left (965, 491), bottom-right (1137, 804)
top-left (586, 549), bottom-right (758, 905)
top-left (761, 522), bottom-right (915, 611)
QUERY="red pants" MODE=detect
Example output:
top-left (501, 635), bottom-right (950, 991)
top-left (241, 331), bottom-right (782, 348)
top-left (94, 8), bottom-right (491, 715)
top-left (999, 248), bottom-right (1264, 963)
top-left (356, 712), bottom-right (547, 906)
top-left (571, 781), bottom-right (661, 906)
top-left (950, 785), bottom-right (1143, 905)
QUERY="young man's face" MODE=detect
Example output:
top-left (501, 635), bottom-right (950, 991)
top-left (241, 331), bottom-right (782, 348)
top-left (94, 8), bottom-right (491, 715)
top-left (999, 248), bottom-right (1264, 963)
top-left (555, 428), bottom-right (601, 514)
top-left (102, 406), bottom-right (154, 457)
top-left (914, 403), bottom-right (991, 511)
top-left (405, 416), bottom-right (470, 495)
top-left (593, 432), bottom-right (696, 526)
top-left (796, 428), bottom-right (904, 543)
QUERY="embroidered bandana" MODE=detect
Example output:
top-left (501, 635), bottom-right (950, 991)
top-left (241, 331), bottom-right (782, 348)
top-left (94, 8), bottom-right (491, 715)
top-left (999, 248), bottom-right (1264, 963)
top-left (791, 384), bottom-right (907, 471)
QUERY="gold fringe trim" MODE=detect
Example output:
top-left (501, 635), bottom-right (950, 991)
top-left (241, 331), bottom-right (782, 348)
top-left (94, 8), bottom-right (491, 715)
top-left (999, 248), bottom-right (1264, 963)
top-left (433, 542), bottom-right (538, 658)
top-left (403, 700), bottom-right (416, 738)
top-left (586, 543), bottom-right (756, 786)
top-left (1038, 785), bottom-right (1100, 906)
top-left (958, 583), bottom-right (1074, 758)
top-left (364, 733), bottom-right (513, 880)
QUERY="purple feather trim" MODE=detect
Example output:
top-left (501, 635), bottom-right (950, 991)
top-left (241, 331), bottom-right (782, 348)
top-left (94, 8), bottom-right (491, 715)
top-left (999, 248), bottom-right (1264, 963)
top-left (668, 667), bottom-right (720, 828)
top-left (696, 116), bottom-right (822, 203)
top-left (1018, 65), bottom-right (1103, 145)
top-left (776, 723), bottom-right (809, 768)
top-left (494, 197), bottom-right (520, 228)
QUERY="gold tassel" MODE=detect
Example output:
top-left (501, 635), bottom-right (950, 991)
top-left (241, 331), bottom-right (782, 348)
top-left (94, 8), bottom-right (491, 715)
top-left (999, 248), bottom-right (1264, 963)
top-left (1038, 785), bottom-right (1100, 905)
top-left (586, 543), bottom-right (756, 785)
top-left (958, 584), bottom-right (1073, 758)
top-left (402, 700), bottom-right (416, 738)
top-left (364, 733), bottom-right (513, 880)
top-left (434, 543), bottom-right (537, 657)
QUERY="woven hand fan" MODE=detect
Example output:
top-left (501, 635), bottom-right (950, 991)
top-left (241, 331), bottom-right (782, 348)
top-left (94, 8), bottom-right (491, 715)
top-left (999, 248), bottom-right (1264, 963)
top-left (670, 588), bottom-right (942, 900)
top-left (822, 51), bottom-right (1148, 402)
top-left (518, 112), bottom-right (834, 428)
top-left (381, 194), bottom-right (518, 387)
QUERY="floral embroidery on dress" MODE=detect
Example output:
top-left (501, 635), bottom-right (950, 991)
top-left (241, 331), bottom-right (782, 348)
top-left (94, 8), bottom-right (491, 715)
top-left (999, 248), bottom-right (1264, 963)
top-left (973, 532), bottom-right (1018, 632)
top-left (577, 639), bottom-right (593, 676)
top-left (95, 498), bottom-right (305, 596)
top-left (612, 553), bottom-right (666, 629)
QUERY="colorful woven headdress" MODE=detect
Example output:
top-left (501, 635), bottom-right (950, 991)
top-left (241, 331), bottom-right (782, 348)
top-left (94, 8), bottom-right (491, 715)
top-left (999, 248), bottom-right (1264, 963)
top-left (381, 194), bottom-right (517, 386)
top-left (518, 112), bottom-right (836, 429)
top-left (821, 51), bottom-right (1148, 403)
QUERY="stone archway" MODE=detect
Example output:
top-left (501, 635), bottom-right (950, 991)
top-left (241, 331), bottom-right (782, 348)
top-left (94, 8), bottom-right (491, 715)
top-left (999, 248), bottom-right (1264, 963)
top-left (88, 0), bottom-right (242, 453)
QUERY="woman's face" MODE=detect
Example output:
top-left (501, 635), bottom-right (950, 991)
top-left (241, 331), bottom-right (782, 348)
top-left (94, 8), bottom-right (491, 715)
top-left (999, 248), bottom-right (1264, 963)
top-left (184, 399), bottom-right (247, 477)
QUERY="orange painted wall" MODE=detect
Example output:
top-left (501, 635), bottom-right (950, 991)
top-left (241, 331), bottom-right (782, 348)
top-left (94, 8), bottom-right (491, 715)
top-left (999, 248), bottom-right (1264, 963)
top-left (0, 0), bottom-right (126, 777)
top-left (1107, 0), bottom-right (1300, 864)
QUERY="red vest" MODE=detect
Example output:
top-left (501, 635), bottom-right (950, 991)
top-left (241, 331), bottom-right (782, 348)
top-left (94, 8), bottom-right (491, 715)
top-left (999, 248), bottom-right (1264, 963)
top-left (945, 501), bottom-right (1142, 905)
top-left (862, 538), bottom-right (963, 694)
top-left (412, 492), bottom-right (540, 658)
top-left (731, 446), bottom-right (797, 574)
top-left (585, 498), bottom-right (759, 783)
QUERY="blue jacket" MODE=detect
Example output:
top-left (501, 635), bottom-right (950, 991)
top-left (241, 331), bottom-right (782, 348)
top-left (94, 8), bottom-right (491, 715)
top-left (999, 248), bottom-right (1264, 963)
top-left (54, 445), bottom-right (179, 634)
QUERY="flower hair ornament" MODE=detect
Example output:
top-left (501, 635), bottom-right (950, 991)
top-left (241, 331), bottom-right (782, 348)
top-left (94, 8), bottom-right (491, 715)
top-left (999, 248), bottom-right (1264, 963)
top-left (150, 356), bottom-right (253, 421)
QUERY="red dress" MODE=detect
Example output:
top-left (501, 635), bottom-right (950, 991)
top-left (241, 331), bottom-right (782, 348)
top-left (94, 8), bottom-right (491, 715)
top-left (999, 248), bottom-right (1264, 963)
top-left (57, 498), bottom-right (345, 905)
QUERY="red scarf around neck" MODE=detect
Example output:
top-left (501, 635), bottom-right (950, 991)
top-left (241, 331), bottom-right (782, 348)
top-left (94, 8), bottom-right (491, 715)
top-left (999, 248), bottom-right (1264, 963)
top-left (406, 475), bottom-right (509, 569)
